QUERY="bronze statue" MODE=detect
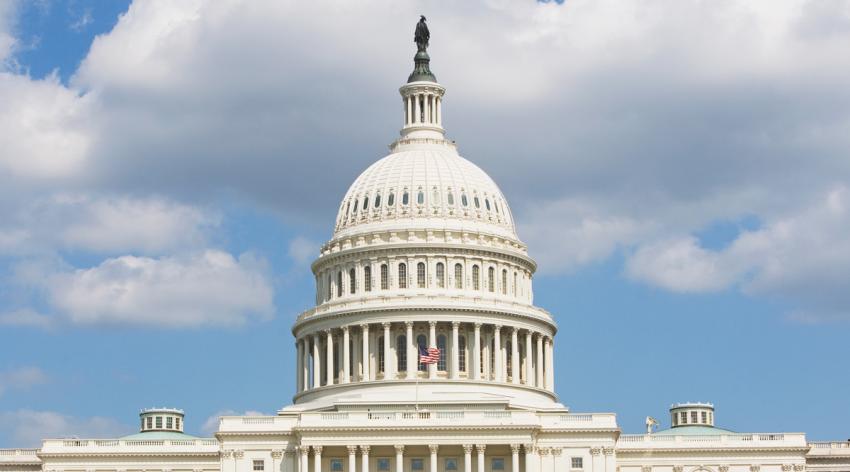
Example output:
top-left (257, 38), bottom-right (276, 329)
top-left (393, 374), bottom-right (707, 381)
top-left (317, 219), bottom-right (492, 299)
top-left (415, 15), bottom-right (430, 52)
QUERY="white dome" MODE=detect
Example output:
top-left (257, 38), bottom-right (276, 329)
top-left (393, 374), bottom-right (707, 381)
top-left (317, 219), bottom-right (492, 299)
top-left (333, 141), bottom-right (518, 241)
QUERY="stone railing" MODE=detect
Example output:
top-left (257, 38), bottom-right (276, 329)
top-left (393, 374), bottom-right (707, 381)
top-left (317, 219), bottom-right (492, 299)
top-left (39, 438), bottom-right (218, 454)
top-left (0, 449), bottom-right (40, 463)
top-left (808, 442), bottom-right (850, 456)
top-left (292, 410), bottom-right (617, 430)
top-left (296, 294), bottom-right (552, 323)
top-left (218, 415), bottom-right (299, 433)
top-left (618, 433), bottom-right (807, 448)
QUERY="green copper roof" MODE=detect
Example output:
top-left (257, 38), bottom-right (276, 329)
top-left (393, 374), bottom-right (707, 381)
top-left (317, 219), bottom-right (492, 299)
top-left (408, 50), bottom-right (437, 83)
top-left (120, 431), bottom-right (199, 440)
top-left (652, 425), bottom-right (736, 436)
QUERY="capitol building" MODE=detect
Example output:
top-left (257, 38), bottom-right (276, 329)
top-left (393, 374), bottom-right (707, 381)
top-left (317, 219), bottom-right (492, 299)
top-left (2, 19), bottom-right (848, 472)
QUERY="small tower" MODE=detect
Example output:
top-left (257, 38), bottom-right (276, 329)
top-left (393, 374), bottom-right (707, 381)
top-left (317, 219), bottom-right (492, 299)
top-left (670, 402), bottom-right (715, 427)
top-left (399, 16), bottom-right (446, 141)
top-left (139, 408), bottom-right (185, 433)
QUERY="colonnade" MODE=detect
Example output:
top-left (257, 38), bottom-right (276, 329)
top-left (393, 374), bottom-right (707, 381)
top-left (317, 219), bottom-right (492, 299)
top-left (404, 91), bottom-right (442, 127)
top-left (295, 321), bottom-right (555, 394)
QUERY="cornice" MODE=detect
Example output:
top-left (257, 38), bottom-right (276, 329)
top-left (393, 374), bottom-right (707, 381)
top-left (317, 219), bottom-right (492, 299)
top-left (294, 424), bottom-right (538, 433)
top-left (36, 452), bottom-right (219, 459)
top-left (616, 447), bottom-right (810, 454)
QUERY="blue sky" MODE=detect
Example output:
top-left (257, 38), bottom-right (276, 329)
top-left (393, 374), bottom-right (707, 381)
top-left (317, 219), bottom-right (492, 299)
top-left (1, 0), bottom-right (849, 447)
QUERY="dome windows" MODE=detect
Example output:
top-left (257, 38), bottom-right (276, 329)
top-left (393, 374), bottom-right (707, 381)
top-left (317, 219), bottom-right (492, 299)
top-left (472, 265), bottom-right (480, 290)
top-left (362, 196), bottom-right (369, 211)
top-left (387, 192), bottom-right (395, 206)
top-left (398, 263), bottom-right (408, 289)
top-left (447, 191), bottom-right (454, 205)
top-left (454, 263), bottom-right (463, 289)
top-left (417, 189), bottom-right (424, 205)
top-left (474, 196), bottom-right (480, 209)
top-left (402, 191), bottom-right (410, 205)
top-left (436, 262), bottom-right (445, 288)
top-left (417, 262), bottom-right (426, 288)
top-left (461, 193), bottom-right (468, 207)
top-left (485, 199), bottom-right (491, 211)
top-left (352, 199), bottom-right (358, 214)
top-left (374, 194), bottom-right (381, 208)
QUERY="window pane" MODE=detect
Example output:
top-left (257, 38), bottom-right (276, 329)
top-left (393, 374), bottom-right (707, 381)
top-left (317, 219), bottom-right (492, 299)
top-left (417, 191), bottom-right (424, 204)
top-left (388, 193), bottom-right (395, 206)
top-left (330, 460), bottom-right (343, 472)
top-left (454, 264), bottom-right (463, 289)
top-left (254, 461), bottom-right (265, 471)
top-left (378, 459), bottom-right (390, 471)
top-left (492, 458), bottom-right (504, 471)
top-left (488, 267), bottom-right (495, 292)
top-left (402, 192), bottom-right (409, 205)
top-left (364, 266), bottom-right (372, 292)
top-left (417, 262), bottom-right (426, 288)
top-left (399, 263), bottom-right (407, 288)
top-left (572, 458), bottom-right (583, 469)
top-left (397, 335), bottom-right (407, 372)
top-left (501, 269), bottom-right (507, 294)
top-left (437, 335), bottom-right (447, 371)
top-left (381, 264), bottom-right (388, 290)
top-left (374, 194), bottom-right (381, 207)
top-left (349, 268), bottom-right (356, 294)
top-left (472, 265), bottom-right (480, 290)
top-left (436, 263), bottom-right (445, 288)
top-left (378, 336), bottom-right (385, 373)
top-left (337, 271), bottom-right (343, 297)
top-left (459, 336), bottom-right (466, 372)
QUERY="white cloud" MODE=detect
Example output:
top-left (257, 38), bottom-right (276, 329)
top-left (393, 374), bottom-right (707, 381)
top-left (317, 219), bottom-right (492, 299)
top-left (0, 1), bottom-right (17, 64)
top-left (200, 409), bottom-right (265, 435)
top-left (287, 236), bottom-right (318, 267)
top-left (0, 367), bottom-right (48, 396)
top-left (0, 410), bottom-right (131, 447)
top-left (46, 250), bottom-right (274, 327)
top-left (0, 308), bottom-right (52, 328)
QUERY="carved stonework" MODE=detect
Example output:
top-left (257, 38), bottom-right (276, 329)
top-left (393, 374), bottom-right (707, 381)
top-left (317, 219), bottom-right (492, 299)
top-left (313, 446), bottom-right (323, 455)
top-left (794, 466), bottom-right (806, 472)
top-left (590, 447), bottom-right (602, 456)
top-left (234, 450), bottom-right (245, 459)
top-left (551, 448), bottom-right (562, 456)
top-left (602, 447), bottom-right (614, 456)
top-left (510, 444), bottom-right (520, 454)
top-left (538, 447), bottom-right (550, 456)
top-left (642, 466), bottom-right (652, 472)
top-left (271, 450), bottom-right (283, 459)
top-left (349, 446), bottom-right (359, 455)
top-left (782, 465), bottom-right (793, 472)
top-left (719, 466), bottom-right (729, 472)
top-left (360, 445), bottom-right (370, 454)
top-left (463, 445), bottom-right (474, 454)
top-left (221, 450), bottom-right (232, 459)
top-left (476, 444), bottom-right (487, 453)
top-left (673, 466), bottom-right (684, 472)
top-left (750, 466), bottom-right (761, 472)
top-left (396, 445), bottom-right (406, 454)
top-left (429, 445), bottom-right (439, 454)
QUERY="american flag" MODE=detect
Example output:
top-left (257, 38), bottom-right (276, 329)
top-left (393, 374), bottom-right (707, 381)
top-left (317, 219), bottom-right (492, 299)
top-left (419, 345), bottom-right (440, 364)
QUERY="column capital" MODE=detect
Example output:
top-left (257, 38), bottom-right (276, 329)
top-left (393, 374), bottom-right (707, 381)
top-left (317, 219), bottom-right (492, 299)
top-left (494, 324), bottom-right (502, 331)
top-left (551, 447), bottom-right (562, 456)
top-left (673, 467), bottom-right (683, 472)
top-left (395, 445), bottom-right (405, 454)
top-left (511, 326), bottom-right (519, 334)
top-left (325, 328), bottom-right (333, 335)
top-left (429, 445), bottom-right (439, 454)
top-left (452, 321), bottom-right (460, 328)
top-left (589, 447), bottom-right (601, 456)
top-left (475, 444), bottom-right (486, 453)
top-left (474, 322), bottom-right (482, 329)
top-left (602, 447), bottom-right (614, 456)
top-left (429, 320), bottom-right (437, 328)
top-left (298, 447), bottom-right (309, 457)
top-left (717, 467), bottom-right (728, 472)
top-left (463, 445), bottom-right (474, 454)
top-left (348, 446), bottom-right (358, 455)
top-left (523, 444), bottom-right (536, 454)
top-left (510, 444), bottom-right (520, 453)
top-left (313, 446), bottom-right (323, 455)
top-left (221, 450), bottom-right (232, 458)
top-left (405, 321), bottom-right (414, 328)
top-left (382, 322), bottom-right (391, 329)
top-left (271, 450), bottom-right (283, 459)
top-left (360, 323), bottom-right (370, 330)
top-left (360, 445), bottom-right (371, 454)
top-left (233, 450), bottom-right (244, 459)
top-left (642, 467), bottom-right (652, 472)
top-left (538, 447), bottom-right (550, 456)
top-left (342, 325), bottom-right (350, 333)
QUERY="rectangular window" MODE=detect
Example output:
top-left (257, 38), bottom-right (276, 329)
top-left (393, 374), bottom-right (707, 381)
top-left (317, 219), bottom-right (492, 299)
top-left (330, 459), bottom-right (343, 472)
top-left (680, 411), bottom-right (687, 424)
top-left (445, 459), bottom-right (458, 471)
top-left (253, 461), bottom-right (265, 471)
top-left (571, 458), bottom-right (583, 469)
top-left (701, 411), bottom-right (707, 424)
top-left (436, 263), bottom-right (445, 288)
top-left (365, 266), bottom-right (372, 292)
top-left (377, 459), bottom-right (390, 472)
top-left (166, 417), bottom-right (173, 429)
top-left (155, 416), bottom-right (162, 428)
top-left (417, 262), bottom-right (426, 288)
top-left (691, 411), bottom-right (698, 424)
top-left (411, 459), bottom-right (424, 471)
top-left (399, 263), bottom-right (408, 289)
top-left (146, 417), bottom-right (152, 429)
top-left (381, 265), bottom-right (388, 290)
top-left (175, 417), bottom-right (180, 430)
top-left (492, 458), bottom-right (505, 471)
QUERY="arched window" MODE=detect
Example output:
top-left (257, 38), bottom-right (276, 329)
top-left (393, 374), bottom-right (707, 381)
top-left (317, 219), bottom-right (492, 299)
top-left (472, 265), bottom-right (480, 290)
top-left (398, 263), bottom-right (407, 289)
top-left (364, 266), bottom-right (372, 292)
top-left (437, 334), bottom-right (447, 371)
top-left (363, 196), bottom-right (369, 211)
top-left (388, 193), bottom-right (395, 206)
top-left (506, 341), bottom-right (512, 379)
top-left (397, 335), bottom-right (407, 372)
top-left (402, 191), bottom-right (409, 205)
top-left (454, 264), bottom-right (463, 289)
top-left (417, 335), bottom-right (427, 372)
top-left (513, 272), bottom-right (517, 295)
top-left (349, 268), bottom-right (356, 294)
top-left (485, 198), bottom-right (491, 211)
top-left (353, 199), bottom-right (358, 213)
top-left (417, 190), bottom-right (424, 204)
top-left (474, 196), bottom-right (480, 208)
top-left (461, 193), bottom-right (468, 207)
top-left (337, 271), bottom-right (343, 297)
top-left (488, 267), bottom-right (495, 292)
top-left (378, 336), bottom-right (385, 374)
top-left (374, 193), bottom-right (381, 208)
top-left (417, 262), bottom-right (426, 288)
top-left (381, 264), bottom-right (388, 290)
top-left (501, 269), bottom-right (507, 294)
top-left (459, 335), bottom-right (467, 372)
top-left (436, 263), bottom-right (445, 288)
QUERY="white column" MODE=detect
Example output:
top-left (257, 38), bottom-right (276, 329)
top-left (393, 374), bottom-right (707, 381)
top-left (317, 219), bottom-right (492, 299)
top-left (451, 321), bottom-right (460, 379)
top-left (524, 445), bottom-right (536, 472)
top-left (312, 334), bottom-right (321, 388)
top-left (551, 448), bottom-right (561, 472)
top-left (511, 445), bottom-right (520, 472)
top-left (361, 446), bottom-right (370, 472)
top-left (406, 321), bottom-right (415, 378)
top-left (437, 97), bottom-right (442, 126)
top-left (472, 323), bottom-right (481, 380)
top-left (511, 328), bottom-right (519, 384)
top-left (493, 325), bottom-right (502, 382)
top-left (590, 448), bottom-right (602, 472)
top-left (428, 321), bottom-right (437, 379)
top-left (296, 339), bottom-right (304, 392)
top-left (482, 332), bottom-right (491, 380)
top-left (326, 330), bottom-right (334, 386)
top-left (603, 448), bottom-right (615, 472)
top-left (313, 446), bottom-right (322, 472)
top-left (300, 447), bottom-right (309, 472)
top-left (535, 334), bottom-right (544, 388)
top-left (463, 445), bottom-right (473, 472)
top-left (545, 337), bottom-right (554, 391)
top-left (429, 445), bottom-right (439, 472)
top-left (406, 96), bottom-right (412, 125)
top-left (538, 448), bottom-right (550, 472)
top-left (343, 326), bottom-right (351, 384)
top-left (414, 94), bottom-right (421, 124)
top-left (360, 324), bottom-right (370, 381)
top-left (524, 331), bottom-right (533, 385)
top-left (303, 339), bottom-right (311, 389)
top-left (476, 445), bottom-right (486, 472)
top-left (348, 446), bottom-right (358, 472)
top-left (396, 446), bottom-right (405, 472)
top-left (383, 322), bottom-right (393, 379)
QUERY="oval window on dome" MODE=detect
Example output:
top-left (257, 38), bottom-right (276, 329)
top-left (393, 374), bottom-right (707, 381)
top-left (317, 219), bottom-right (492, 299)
top-left (353, 199), bottom-right (359, 213)
top-left (485, 199), bottom-right (491, 211)
top-left (461, 193), bottom-right (468, 207)
top-left (417, 191), bottom-right (424, 205)
top-left (363, 196), bottom-right (369, 210)
top-left (432, 187), bottom-right (440, 204)
top-left (345, 201), bottom-right (350, 216)
top-left (447, 192), bottom-right (454, 205)
top-left (474, 196), bottom-right (480, 208)
top-left (374, 194), bottom-right (381, 208)
top-left (388, 193), bottom-right (395, 206)
top-left (402, 191), bottom-right (409, 205)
